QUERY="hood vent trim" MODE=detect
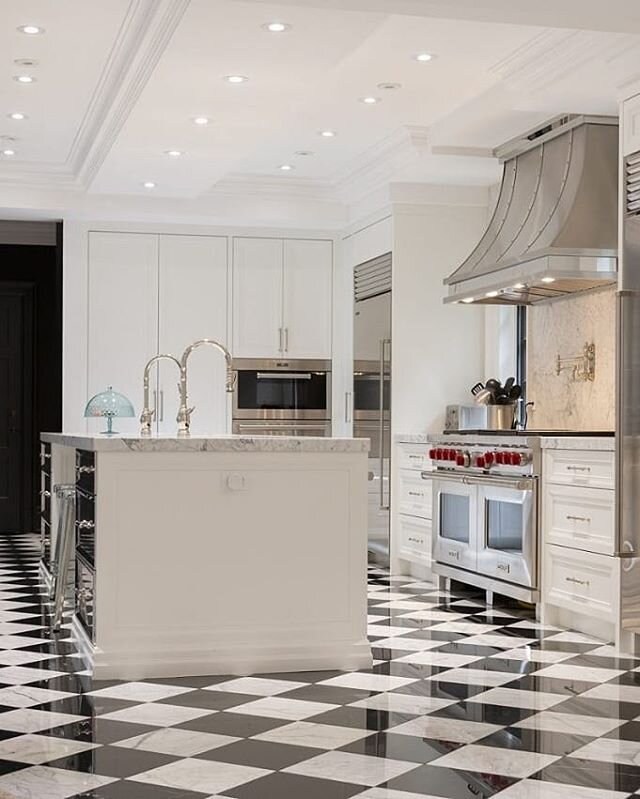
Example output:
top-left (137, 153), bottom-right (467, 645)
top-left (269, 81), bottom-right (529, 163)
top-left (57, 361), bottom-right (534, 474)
top-left (354, 252), bottom-right (392, 302)
top-left (445, 115), bottom-right (618, 305)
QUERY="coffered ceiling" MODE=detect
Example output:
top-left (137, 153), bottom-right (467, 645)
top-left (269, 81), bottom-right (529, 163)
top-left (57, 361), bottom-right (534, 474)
top-left (1, 0), bottom-right (640, 220)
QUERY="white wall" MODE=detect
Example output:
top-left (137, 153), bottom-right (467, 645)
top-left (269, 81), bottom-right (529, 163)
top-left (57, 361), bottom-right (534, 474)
top-left (391, 197), bottom-right (488, 435)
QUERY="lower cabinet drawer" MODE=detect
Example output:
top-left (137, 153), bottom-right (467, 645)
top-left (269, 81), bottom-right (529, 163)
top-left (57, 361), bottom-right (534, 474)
top-left (398, 469), bottom-right (432, 518)
top-left (544, 544), bottom-right (618, 621)
top-left (543, 449), bottom-right (614, 489)
top-left (397, 514), bottom-right (432, 565)
top-left (397, 443), bottom-right (431, 472)
top-left (544, 483), bottom-right (615, 555)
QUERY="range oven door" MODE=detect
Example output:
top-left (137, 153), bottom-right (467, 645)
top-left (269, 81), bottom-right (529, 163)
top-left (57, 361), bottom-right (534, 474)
top-left (475, 476), bottom-right (538, 589)
top-left (428, 473), bottom-right (478, 572)
top-left (233, 359), bottom-right (331, 421)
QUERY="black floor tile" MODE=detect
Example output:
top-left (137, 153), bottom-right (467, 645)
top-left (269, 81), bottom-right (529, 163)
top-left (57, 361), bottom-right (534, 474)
top-left (382, 763), bottom-right (517, 797)
top-left (225, 771), bottom-right (365, 799)
top-left (197, 738), bottom-right (319, 769)
top-left (175, 711), bottom-right (287, 737)
top-left (338, 730), bottom-right (461, 763)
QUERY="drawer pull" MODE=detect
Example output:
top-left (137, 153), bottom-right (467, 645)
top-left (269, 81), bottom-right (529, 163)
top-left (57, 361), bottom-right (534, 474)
top-left (40, 490), bottom-right (51, 498)
top-left (77, 466), bottom-right (95, 475)
top-left (407, 536), bottom-right (423, 544)
top-left (408, 491), bottom-right (423, 498)
top-left (408, 455), bottom-right (421, 460)
top-left (565, 576), bottom-right (590, 587)
top-left (566, 465), bottom-right (591, 472)
top-left (76, 520), bottom-right (94, 530)
top-left (41, 453), bottom-right (52, 461)
top-left (566, 515), bottom-right (591, 523)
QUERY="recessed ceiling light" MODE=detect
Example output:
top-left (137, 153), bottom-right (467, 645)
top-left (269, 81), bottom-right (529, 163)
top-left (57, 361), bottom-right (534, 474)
top-left (295, 150), bottom-right (314, 156)
top-left (262, 21), bottom-right (290, 32)
top-left (224, 75), bottom-right (248, 84)
top-left (17, 25), bottom-right (44, 35)
top-left (192, 116), bottom-right (210, 126)
top-left (279, 164), bottom-right (294, 171)
top-left (541, 276), bottom-right (556, 284)
top-left (461, 297), bottom-right (475, 304)
top-left (1, 149), bottom-right (16, 157)
top-left (414, 52), bottom-right (433, 62)
top-left (8, 112), bottom-right (27, 121)
top-left (142, 181), bottom-right (156, 189)
top-left (377, 82), bottom-right (401, 91)
top-left (485, 291), bottom-right (499, 298)
top-left (14, 75), bottom-right (35, 84)
top-left (360, 96), bottom-right (381, 105)
top-left (165, 150), bottom-right (183, 157)
top-left (319, 130), bottom-right (336, 138)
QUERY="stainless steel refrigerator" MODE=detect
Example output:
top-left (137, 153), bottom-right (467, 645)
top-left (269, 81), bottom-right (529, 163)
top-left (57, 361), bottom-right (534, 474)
top-left (353, 254), bottom-right (391, 565)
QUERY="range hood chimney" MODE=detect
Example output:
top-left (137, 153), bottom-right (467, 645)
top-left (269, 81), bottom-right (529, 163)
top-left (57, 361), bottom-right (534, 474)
top-left (445, 114), bottom-right (618, 305)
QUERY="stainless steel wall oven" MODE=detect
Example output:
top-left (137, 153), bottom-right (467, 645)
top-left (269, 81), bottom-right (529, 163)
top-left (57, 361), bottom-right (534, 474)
top-left (232, 359), bottom-right (331, 437)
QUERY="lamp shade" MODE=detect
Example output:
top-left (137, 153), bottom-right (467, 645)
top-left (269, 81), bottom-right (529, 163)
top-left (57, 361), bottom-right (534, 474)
top-left (84, 386), bottom-right (135, 435)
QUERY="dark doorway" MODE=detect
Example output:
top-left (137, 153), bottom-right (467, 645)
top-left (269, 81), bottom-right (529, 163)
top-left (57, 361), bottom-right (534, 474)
top-left (0, 223), bottom-right (63, 533)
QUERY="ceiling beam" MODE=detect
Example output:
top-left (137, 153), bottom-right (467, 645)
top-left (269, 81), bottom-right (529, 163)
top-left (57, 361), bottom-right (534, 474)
top-left (238, 0), bottom-right (640, 34)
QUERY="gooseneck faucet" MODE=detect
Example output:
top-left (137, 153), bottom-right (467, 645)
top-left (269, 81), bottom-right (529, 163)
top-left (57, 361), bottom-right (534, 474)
top-left (177, 338), bottom-right (236, 437)
top-left (140, 354), bottom-right (182, 436)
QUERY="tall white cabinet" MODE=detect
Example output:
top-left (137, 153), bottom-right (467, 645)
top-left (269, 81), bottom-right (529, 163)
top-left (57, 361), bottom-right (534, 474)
top-left (87, 232), bottom-right (229, 435)
top-left (232, 237), bottom-right (333, 359)
top-left (87, 233), bottom-right (159, 435)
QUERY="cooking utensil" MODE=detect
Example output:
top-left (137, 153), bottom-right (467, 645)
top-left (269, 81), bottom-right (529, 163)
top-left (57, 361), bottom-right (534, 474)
top-left (474, 388), bottom-right (493, 405)
top-left (471, 382), bottom-right (485, 397)
top-left (495, 394), bottom-right (513, 405)
top-left (509, 385), bottom-right (522, 401)
top-left (485, 378), bottom-right (502, 392)
top-left (504, 377), bottom-right (516, 393)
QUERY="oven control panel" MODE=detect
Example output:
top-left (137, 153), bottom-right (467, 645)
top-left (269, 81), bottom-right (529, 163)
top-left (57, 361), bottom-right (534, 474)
top-left (428, 446), bottom-right (532, 473)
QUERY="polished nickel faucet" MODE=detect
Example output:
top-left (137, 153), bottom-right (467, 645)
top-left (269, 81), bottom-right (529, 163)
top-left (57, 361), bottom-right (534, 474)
top-left (140, 354), bottom-right (182, 436)
top-left (177, 338), bottom-right (235, 437)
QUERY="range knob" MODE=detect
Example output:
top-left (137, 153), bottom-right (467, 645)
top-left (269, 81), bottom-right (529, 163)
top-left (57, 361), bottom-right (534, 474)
top-left (495, 451), bottom-right (505, 465)
top-left (476, 455), bottom-right (486, 468)
top-left (428, 448), bottom-right (437, 460)
top-left (484, 452), bottom-right (495, 466)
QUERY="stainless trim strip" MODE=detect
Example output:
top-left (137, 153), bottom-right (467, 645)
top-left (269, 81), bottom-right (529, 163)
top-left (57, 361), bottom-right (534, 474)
top-left (257, 372), bottom-right (312, 380)
top-left (421, 470), bottom-right (536, 491)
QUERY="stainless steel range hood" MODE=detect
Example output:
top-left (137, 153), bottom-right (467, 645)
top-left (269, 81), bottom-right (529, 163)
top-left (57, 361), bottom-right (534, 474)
top-left (445, 115), bottom-right (618, 305)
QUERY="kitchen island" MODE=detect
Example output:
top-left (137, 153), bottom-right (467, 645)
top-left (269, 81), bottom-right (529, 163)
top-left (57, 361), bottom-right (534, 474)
top-left (40, 433), bottom-right (371, 680)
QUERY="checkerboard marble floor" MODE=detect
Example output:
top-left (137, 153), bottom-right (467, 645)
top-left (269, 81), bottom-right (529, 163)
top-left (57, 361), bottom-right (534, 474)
top-left (1, 534), bottom-right (640, 798)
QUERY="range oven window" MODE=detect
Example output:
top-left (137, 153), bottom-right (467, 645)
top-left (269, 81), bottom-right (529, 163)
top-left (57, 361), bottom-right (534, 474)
top-left (236, 371), bottom-right (328, 411)
top-left (439, 493), bottom-right (470, 544)
top-left (486, 499), bottom-right (523, 553)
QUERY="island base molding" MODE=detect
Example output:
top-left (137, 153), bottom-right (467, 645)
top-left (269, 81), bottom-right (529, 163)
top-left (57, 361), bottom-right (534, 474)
top-left (72, 617), bottom-right (371, 680)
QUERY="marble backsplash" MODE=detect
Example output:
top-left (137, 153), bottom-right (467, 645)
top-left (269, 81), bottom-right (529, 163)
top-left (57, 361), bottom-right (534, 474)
top-left (526, 286), bottom-right (615, 431)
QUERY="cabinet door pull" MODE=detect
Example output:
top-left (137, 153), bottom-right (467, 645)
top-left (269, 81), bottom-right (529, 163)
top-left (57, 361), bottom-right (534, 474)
top-left (567, 465), bottom-right (591, 472)
top-left (408, 491), bottom-right (423, 498)
top-left (76, 520), bottom-right (94, 530)
top-left (566, 515), bottom-right (591, 523)
top-left (284, 327), bottom-right (289, 352)
top-left (40, 489), bottom-right (51, 498)
top-left (345, 392), bottom-right (352, 423)
top-left (278, 328), bottom-right (283, 353)
top-left (77, 466), bottom-right (95, 475)
top-left (565, 576), bottom-right (590, 587)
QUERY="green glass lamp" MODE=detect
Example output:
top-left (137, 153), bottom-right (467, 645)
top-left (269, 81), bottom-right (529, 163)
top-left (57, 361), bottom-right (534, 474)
top-left (84, 386), bottom-right (135, 435)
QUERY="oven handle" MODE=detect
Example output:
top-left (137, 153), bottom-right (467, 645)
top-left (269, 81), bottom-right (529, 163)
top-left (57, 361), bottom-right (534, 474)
top-left (420, 470), bottom-right (537, 491)
top-left (256, 373), bottom-right (312, 380)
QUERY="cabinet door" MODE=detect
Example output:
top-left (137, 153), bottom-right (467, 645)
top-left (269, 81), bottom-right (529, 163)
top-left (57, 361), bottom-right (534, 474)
top-left (624, 93), bottom-right (640, 156)
top-left (87, 232), bottom-right (158, 434)
top-left (158, 235), bottom-right (228, 435)
top-left (232, 238), bottom-right (283, 358)
top-left (283, 240), bottom-right (333, 358)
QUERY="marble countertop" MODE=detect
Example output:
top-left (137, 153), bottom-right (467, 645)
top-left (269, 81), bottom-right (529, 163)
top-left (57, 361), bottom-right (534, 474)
top-left (394, 433), bottom-right (429, 444)
top-left (539, 436), bottom-right (615, 451)
top-left (41, 432), bottom-right (370, 453)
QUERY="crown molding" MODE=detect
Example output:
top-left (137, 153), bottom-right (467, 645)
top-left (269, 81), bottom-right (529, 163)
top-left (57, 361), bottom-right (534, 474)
top-left (0, 0), bottom-right (190, 189)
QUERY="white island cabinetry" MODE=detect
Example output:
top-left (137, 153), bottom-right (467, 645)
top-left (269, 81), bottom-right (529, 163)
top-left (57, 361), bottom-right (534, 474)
top-left (42, 433), bottom-right (371, 680)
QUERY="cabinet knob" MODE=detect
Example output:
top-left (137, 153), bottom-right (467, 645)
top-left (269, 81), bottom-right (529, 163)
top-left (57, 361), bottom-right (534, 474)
top-left (227, 473), bottom-right (246, 491)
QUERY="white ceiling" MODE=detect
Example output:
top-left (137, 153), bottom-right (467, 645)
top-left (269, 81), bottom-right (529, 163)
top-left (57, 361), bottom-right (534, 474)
top-left (1, 0), bottom-right (640, 219)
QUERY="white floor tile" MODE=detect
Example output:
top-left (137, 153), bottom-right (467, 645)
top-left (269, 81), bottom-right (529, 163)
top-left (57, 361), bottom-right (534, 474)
top-left (318, 673), bottom-right (418, 692)
top-left (0, 766), bottom-right (116, 799)
top-left (128, 757), bottom-right (270, 794)
top-left (395, 652), bottom-right (482, 668)
top-left (571, 737), bottom-right (640, 765)
top-left (204, 677), bottom-right (307, 696)
top-left (426, 622), bottom-right (502, 635)
top-left (427, 667), bottom-right (518, 687)
top-left (371, 637), bottom-right (445, 651)
top-left (430, 743), bottom-right (558, 777)
top-left (462, 634), bottom-right (533, 649)
top-left (0, 708), bottom-right (87, 733)
top-left (254, 721), bottom-right (373, 749)
top-left (0, 665), bottom-right (67, 685)
top-left (284, 750), bottom-right (418, 786)
top-left (87, 681), bottom-right (192, 702)
top-left (489, 648), bottom-right (573, 664)
top-left (389, 716), bottom-right (502, 743)
top-left (349, 692), bottom-right (455, 715)
top-left (468, 687), bottom-right (566, 710)
top-left (531, 664), bottom-right (625, 683)
top-left (230, 696), bottom-right (338, 721)
top-left (493, 779), bottom-right (629, 798)
top-left (514, 711), bottom-right (624, 736)
top-left (0, 734), bottom-right (99, 764)
top-left (0, 686), bottom-right (76, 708)
top-left (115, 728), bottom-right (239, 757)
top-left (99, 703), bottom-right (213, 727)
top-left (398, 610), bottom-right (468, 622)
top-left (581, 683), bottom-right (640, 703)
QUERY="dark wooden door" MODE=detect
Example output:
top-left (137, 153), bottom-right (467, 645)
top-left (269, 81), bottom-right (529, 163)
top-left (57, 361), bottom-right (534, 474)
top-left (0, 290), bottom-right (33, 532)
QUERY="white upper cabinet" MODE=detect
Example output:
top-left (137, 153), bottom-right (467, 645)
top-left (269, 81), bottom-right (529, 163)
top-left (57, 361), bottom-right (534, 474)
top-left (87, 232), bottom-right (159, 434)
top-left (283, 240), bottom-right (333, 359)
top-left (232, 238), bottom-right (283, 358)
top-left (158, 235), bottom-right (229, 435)
top-left (232, 236), bottom-right (333, 360)
top-left (623, 93), bottom-right (640, 156)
